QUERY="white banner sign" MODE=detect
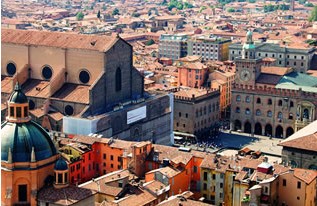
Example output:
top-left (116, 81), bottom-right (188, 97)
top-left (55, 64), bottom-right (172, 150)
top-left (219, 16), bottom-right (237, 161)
top-left (127, 106), bottom-right (146, 124)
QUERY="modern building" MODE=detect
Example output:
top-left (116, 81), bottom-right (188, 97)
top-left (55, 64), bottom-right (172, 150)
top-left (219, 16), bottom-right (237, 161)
top-left (158, 34), bottom-right (188, 60)
top-left (1, 29), bottom-right (173, 145)
top-left (188, 36), bottom-right (232, 61)
top-left (229, 37), bottom-right (316, 73)
top-left (230, 31), bottom-right (317, 138)
top-left (173, 88), bottom-right (220, 137)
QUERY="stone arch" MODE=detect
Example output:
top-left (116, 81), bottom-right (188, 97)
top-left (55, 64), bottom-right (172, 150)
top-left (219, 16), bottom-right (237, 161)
top-left (254, 122), bottom-right (262, 135)
top-left (234, 120), bottom-right (241, 131)
top-left (244, 121), bottom-right (251, 133)
top-left (275, 125), bottom-right (283, 138)
top-left (265, 124), bottom-right (272, 136)
top-left (286, 127), bottom-right (294, 138)
top-left (14, 177), bottom-right (31, 203)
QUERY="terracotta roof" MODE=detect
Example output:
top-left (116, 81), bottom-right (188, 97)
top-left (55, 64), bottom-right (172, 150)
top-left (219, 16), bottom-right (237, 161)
top-left (144, 180), bottom-right (167, 193)
top-left (80, 171), bottom-right (130, 196)
top-left (158, 198), bottom-right (212, 206)
top-left (22, 79), bottom-right (50, 98)
top-left (51, 83), bottom-right (90, 104)
top-left (37, 185), bottom-right (96, 205)
top-left (1, 76), bottom-right (13, 94)
top-left (115, 187), bottom-right (156, 206)
top-left (29, 108), bottom-right (45, 118)
top-left (48, 111), bottom-right (64, 121)
top-left (261, 66), bottom-right (292, 76)
top-left (294, 168), bottom-right (317, 184)
top-left (278, 132), bottom-right (317, 152)
top-left (174, 88), bottom-right (209, 99)
top-left (147, 166), bottom-right (181, 179)
top-left (256, 74), bottom-right (282, 85)
top-left (2, 29), bottom-right (118, 52)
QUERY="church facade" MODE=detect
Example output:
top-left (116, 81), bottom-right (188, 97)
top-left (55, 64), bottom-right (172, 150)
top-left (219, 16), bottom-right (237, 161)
top-left (1, 29), bottom-right (173, 145)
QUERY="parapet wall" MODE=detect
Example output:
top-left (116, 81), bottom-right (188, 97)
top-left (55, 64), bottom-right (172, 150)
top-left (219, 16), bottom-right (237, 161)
top-left (233, 83), bottom-right (317, 99)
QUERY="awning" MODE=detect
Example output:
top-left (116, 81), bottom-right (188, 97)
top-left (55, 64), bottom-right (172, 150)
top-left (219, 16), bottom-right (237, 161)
top-left (173, 131), bottom-right (196, 138)
top-left (174, 136), bottom-right (183, 140)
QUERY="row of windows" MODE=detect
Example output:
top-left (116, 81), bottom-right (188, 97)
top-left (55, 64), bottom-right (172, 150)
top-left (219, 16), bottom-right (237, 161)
top-left (103, 154), bottom-right (122, 162)
top-left (195, 104), bottom-right (219, 117)
top-left (235, 107), bottom-right (294, 119)
top-left (231, 51), bottom-right (305, 60)
top-left (236, 95), bottom-right (294, 107)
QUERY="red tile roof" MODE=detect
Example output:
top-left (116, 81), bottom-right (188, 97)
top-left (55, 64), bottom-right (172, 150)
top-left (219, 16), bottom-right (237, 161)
top-left (278, 132), bottom-right (317, 152)
top-left (2, 29), bottom-right (118, 52)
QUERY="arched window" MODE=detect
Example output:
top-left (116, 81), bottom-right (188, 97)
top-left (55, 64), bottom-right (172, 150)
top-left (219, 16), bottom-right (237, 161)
top-left (290, 101), bottom-right (294, 107)
top-left (212, 104), bottom-right (215, 112)
top-left (267, 111), bottom-right (272, 117)
top-left (256, 109), bottom-right (261, 116)
top-left (115, 67), bottom-right (122, 91)
top-left (268, 99), bottom-right (272, 105)
top-left (245, 108), bottom-right (250, 115)
top-left (289, 113), bottom-right (293, 120)
top-left (278, 100), bottom-right (283, 106)
top-left (196, 110), bottom-right (198, 117)
top-left (236, 107), bottom-right (240, 113)
top-left (236, 95), bottom-right (241, 102)
top-left (278, 112), bottom-right (283, 119)
top-left (256, 98), bottom-right (261, 104)
top-left (245, 96), bottom-right (250, 103)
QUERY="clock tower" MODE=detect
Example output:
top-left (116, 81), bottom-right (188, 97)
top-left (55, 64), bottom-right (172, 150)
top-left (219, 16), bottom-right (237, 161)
top-left (234, 30), bottom-right (262, 87)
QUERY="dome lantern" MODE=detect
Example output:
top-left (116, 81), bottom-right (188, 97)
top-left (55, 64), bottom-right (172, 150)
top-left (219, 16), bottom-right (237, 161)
top-left (6, 82), bottom-right (31, 123)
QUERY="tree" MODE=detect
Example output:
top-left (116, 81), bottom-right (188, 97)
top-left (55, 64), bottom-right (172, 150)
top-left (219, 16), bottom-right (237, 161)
top-left (309, 6), bottom-right (317, 22)
top-left (112, 8), bottom-right (119, 16)
top-left (97, 10), bottom-right (101, 18)
top-left (248, 0), bottom-right (256, 3)
top-left (161, 0), bottom-right (168, 5)
top-left (132, 12), bottom-right (140, 17)
top-left (305, 2), bottom-right (314, 7)
top-left (76, 12), bottom-right (84, 21)
top-left (102, 5), bottom-right (107, 11)
top-left (145, 39), bottom-right (155, 46)
top-left (227, 8), bottom-right (235, 12)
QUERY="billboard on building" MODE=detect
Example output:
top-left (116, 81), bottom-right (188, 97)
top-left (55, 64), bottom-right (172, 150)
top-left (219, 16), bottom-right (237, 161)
top-left (127, 106), bottom-right (146, 124)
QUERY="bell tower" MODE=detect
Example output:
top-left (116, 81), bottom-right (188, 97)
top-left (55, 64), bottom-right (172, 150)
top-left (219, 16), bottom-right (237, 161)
top-left (235, 30), bottom-right (262, 87)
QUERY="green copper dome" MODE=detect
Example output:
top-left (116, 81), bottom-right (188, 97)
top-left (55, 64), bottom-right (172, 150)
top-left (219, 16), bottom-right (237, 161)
top-left (54, 158), bottom-right (68, 171)
top-left (9, 83), bottom-right (28, 103)
top-left (1, 120), bottom-right (57, 163)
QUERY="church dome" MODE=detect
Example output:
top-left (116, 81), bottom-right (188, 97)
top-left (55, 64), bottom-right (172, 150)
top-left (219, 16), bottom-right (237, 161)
top-left (1, 82), bottom-right (57, 164)
top-left (1, 120), bottom-right (57, 163)
top-left (54, 158), bottom-right (68, 171)
top-left (9, 83), bottom-right (28, 103)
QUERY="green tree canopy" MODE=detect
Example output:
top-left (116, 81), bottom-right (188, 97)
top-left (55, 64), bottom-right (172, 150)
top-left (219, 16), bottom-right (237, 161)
top-left (309, 6), bottom-right (317, 22)
top-left (112, 8), bottom-right (120, 16)
top-left (132, 12), bottom-right (140, 17)
top-left (145, 39), bottom-right (155, 46)
top-left (76, 12), bottom-right (84, 21)
top-left (227, 8), bottom-right (235, 12)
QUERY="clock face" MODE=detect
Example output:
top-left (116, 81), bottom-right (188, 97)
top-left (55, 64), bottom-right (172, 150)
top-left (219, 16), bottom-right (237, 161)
top-left (240, 69), bottom-right (251, 82)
